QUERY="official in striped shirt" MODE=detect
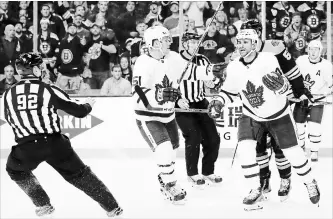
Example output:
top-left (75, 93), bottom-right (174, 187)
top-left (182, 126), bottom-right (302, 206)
top-left (175, 33), bottom-right (222, 186)
top-left (2, 74), bottom-right (90, 142)
top-left (1, 53), bottom-right (123, 217)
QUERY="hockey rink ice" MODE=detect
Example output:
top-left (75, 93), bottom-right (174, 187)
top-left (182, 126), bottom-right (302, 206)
top-left (1, 150), bottom-right (332, 219)
top-left (1, 98), bottom-right (332, 219)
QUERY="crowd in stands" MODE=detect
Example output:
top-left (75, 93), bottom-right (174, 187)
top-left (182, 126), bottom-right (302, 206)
top-left (0, 1), bottom-right (329, 96)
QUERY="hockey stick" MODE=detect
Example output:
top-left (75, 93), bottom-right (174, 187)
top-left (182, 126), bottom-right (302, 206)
top-left (231, 142), bottom-right (239, 168)
top-left (288, 97), bottom-right (332, 105)
top-left (176, 1), bottom-right (224, 85)
top-left (312, 92), bottom-right (333, 97)
top-left (147, 106), bottom-right (209, 113)
top-left (175, 108), bottom-right (208, 113)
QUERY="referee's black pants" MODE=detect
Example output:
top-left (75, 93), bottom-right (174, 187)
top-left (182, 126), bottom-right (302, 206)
top-left (176, 99), bottom-right (221, 176)
top-left (6, 133), bottom-right (119, 212)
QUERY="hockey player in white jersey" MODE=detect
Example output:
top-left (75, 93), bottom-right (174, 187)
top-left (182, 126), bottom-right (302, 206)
top-left (207, 29), bottom-right (320, 210)
top-left (294, 40), bottom-right (333, 162)
top-left (132, 26), bottom-right (225, 204)
top-left (237, 19), bottom-right (315, 202)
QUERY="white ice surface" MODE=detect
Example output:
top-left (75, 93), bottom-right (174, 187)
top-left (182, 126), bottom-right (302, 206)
top-left (1, 153), bottom-right (332, 219)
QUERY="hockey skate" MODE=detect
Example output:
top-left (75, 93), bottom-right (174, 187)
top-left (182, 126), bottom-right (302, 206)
top-left (107, 206), bottom-right (123, 218)
top-left (304, 179), bottom-right (320, 206)
top-left (310, 151), bottom-right (318, 162)
top-left (202, 174), bottom-right (223, 186)
top-left (243, 187), bottom-right (264, 211)
top-left (35, 204), bottom-right (55, 218)
top-left (260, 177), bottom-right (271, 200)
top-left (278, 177), bottom-right (291, 202)
top-left (160, 182), bottom-right (187, 205)
top-left (188, 175), bottom-right (206, 189)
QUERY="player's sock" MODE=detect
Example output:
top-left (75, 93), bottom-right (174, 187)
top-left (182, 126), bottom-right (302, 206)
top-left (256, 151), bottom-right (271, 194)
top-left (308, 134), bottom-right (321, 162)
top-left (157, 161), bottom-right (176, 187)
top-left (67, 166), bottom-right (120, 212)
top-left (282, 146), bottom-right (320, 204)
top-left (256, 151), bottom-right (270, 177)
top-left (241, 161), bottom-right (263, 209)
top-left (275, 153), bottom-right (292, 179)
top-left (282, 146), bottom-right (312, 184)
top-left (296, 123), bottom-right (306, 151)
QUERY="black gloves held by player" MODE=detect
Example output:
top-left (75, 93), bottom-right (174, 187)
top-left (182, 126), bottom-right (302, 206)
top-left (208, 62), bottom-right (228, 83)
top-left (298, 88), bottom-right (315, 108)
top-left (262, 71), bottom-right (288, 95)
top-left (157, 87), bottom-right (181, 103)
top-left (207, 97), bottom-right (225, 119)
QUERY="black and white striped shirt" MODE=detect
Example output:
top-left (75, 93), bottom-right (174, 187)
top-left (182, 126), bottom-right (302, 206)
top-left (179, 51), bottom-right (210, 103)
top-left (1, 77), bottom-right (92, 143)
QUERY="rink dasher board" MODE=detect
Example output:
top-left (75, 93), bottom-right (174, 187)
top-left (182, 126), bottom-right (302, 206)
top-left (0, 97), bottom-right (332, 158)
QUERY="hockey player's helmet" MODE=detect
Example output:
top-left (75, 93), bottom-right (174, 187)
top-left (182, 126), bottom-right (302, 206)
top-left (308, 40), bottom-right (323, 52)
top-left (236, 29), bottom-right (259, 44)
top-left (240, 19), bottom-right (262, 35)
top-left (15, 52), bottom-right (45, 77)
top-left (181, 32), bottom-right (201, 43)
top-left (307, 40), bottom-right (323, 59)
top-left (144, 25), bottom-right (172, 50)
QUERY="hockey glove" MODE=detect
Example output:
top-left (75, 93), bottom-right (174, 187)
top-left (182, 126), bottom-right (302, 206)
top-left (177, 98), bottom-right (189, 109)
top-left (207, 97), bottom-right (225, 119)
top-left (262, 71), bottom-right (289, 95)
top-left (207, 62), bottom-right (228, 82)
top-left (204, 77), bottom-right (223, 91)
top-left (156, 87), bottom-right (181, 103)
top-left (298, 88), bottom-right (315, 108)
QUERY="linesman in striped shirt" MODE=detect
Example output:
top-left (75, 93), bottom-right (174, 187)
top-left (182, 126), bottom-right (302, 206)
top-left (175, 33), bottom-right (223, 188)
top-left (1, 53), bottom-right (123, 218)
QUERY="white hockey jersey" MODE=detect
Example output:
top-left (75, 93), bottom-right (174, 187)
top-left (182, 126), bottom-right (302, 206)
top-left (132, 51), bottom-right (215, 123)
top-left (231, 40), bottom-right (301, 81)
top-left (296, 55), bottom-right (333, 95)
top-left (217, 52), bottom-right (290, 122)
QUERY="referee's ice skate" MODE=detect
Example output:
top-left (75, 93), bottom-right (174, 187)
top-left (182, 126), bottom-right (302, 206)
top-left (188, 175), bottom-right (206, 189)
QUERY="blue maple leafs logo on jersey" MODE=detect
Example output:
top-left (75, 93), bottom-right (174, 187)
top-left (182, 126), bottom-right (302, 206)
top-left (155, 75), bottom-right (173, 105)
top-left (242, 81), bottom-right (265, 108)
top-left (304, 74), bottom-right (315, 91)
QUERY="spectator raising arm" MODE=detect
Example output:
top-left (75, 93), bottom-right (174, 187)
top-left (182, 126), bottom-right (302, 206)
top-left (100, 42), bottom-right (117, 54)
